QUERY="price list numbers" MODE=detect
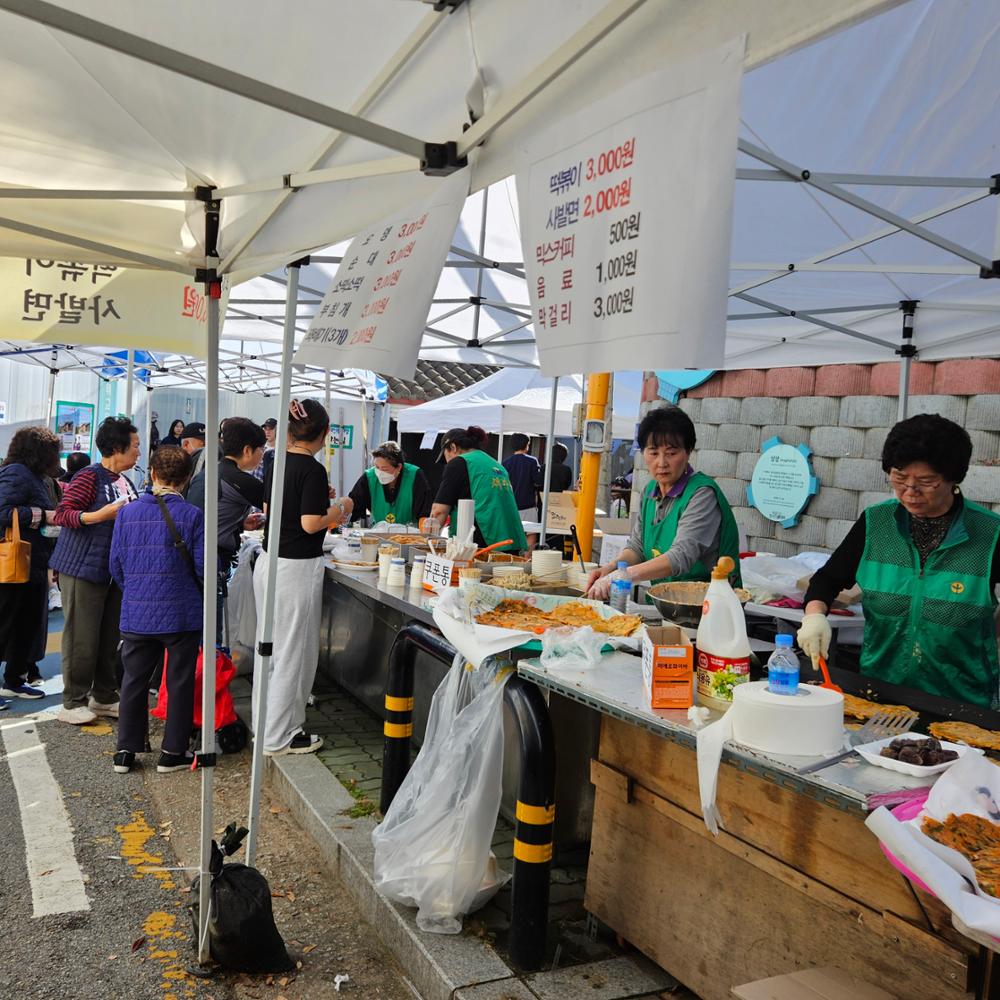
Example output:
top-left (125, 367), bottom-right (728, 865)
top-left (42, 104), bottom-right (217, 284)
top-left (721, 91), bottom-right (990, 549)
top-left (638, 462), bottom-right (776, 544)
top-left (533, 136), bottom-right (637, 332)
top-left (594, 212), bottom-right (640, 318)
top-left (304, 211), bottom-right (430, 352)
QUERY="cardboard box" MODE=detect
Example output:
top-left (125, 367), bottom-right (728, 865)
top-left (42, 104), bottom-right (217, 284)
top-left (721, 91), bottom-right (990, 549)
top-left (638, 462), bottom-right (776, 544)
top-left (544, 491), bottom-right (607, 533)
top-left (641, 624), bottom-right (693, 709)
top-left (732, 968), bottom-right (896, 1000)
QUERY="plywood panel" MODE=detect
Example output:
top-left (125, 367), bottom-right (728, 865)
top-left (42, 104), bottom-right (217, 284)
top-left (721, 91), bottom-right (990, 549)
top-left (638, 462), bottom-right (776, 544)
top-left (598, 716), bottom-right (928, 923)
top-left (585, 787), bottom-right (970, 1000)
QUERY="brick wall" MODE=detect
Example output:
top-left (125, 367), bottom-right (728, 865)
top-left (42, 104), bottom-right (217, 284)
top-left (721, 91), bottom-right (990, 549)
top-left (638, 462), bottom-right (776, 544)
top-left (631, 362), bottom-right (1000, 558)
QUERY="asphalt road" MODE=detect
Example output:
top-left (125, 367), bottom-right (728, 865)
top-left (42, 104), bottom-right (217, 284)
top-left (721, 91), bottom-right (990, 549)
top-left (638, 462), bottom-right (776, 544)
top-left (0, 710), bottom-right (223, 1000)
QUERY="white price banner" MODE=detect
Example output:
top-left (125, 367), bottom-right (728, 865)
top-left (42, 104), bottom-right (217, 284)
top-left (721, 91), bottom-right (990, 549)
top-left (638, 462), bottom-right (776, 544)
top-left (422, 554), bottom-right (455, 593)
top-left (294, 171), bottom-right (469, 378)
top-left (517, 38), bottom-right (744, 376)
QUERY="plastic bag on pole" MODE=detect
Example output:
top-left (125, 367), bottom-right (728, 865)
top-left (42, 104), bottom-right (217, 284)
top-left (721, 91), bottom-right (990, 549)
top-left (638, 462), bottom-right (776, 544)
top-left (371, 653), bottom-right (512, 933)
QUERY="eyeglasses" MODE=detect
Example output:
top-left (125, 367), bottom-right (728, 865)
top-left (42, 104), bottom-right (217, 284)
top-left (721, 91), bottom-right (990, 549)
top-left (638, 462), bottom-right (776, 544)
top-left (888, 472), bottom-right (944, 494)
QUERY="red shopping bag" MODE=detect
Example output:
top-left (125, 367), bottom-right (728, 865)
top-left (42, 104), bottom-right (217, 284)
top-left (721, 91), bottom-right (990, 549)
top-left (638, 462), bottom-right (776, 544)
top-left (151, 647), bottom-right (238, 729)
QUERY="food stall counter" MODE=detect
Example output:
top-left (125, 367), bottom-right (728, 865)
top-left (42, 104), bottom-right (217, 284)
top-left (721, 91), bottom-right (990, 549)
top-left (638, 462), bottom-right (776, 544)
top-left (515, 652), bottom-right (977, 1000)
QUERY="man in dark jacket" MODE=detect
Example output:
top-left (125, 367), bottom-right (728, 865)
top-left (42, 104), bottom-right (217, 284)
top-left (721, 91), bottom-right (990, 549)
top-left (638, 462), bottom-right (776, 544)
top-left (188, 418), bottom-right (266, 644)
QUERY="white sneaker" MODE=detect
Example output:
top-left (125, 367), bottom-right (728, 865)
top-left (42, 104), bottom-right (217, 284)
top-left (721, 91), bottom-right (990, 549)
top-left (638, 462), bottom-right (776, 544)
top-left (48, 587), bottom-right (62, 611)
top-left (58, 706), bottom-right (97, 725)
top-left (88, 699), bottom-right (119, 719)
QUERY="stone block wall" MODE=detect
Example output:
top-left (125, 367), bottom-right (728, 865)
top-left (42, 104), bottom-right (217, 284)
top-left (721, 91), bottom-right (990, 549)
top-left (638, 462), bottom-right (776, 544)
top-left (631, 362), bottom-right (1000, 559)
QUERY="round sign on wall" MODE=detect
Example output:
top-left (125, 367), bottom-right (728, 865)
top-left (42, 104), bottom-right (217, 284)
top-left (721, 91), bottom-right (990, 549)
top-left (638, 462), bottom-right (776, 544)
top-left (747, 436), bottom-right (819, 527)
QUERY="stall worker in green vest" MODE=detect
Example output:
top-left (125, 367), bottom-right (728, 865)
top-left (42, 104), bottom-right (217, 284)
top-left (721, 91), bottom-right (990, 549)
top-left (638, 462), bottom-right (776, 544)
top-left (429, 425), bottom-right (528, 553)
top-left (348, 442), bottom-right (432, 526)
top-left (799, 414), bottom-right (1000, 709)
top-left (585, 405), bottom-right (741, 600)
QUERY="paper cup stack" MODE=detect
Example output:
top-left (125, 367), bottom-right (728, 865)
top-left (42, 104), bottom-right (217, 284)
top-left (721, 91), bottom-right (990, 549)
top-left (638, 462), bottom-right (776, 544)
top-left (531, 549), bottom-right (564, 583)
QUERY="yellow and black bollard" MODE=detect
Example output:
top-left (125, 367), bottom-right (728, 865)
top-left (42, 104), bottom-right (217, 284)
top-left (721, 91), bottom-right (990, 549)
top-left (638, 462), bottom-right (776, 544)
top-left (380, 623), bottom-right (455, 814)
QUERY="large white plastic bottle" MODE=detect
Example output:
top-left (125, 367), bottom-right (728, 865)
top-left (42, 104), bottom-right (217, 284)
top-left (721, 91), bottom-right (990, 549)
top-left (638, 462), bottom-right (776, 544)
top-left (695, 556), bottom-right (751, 710)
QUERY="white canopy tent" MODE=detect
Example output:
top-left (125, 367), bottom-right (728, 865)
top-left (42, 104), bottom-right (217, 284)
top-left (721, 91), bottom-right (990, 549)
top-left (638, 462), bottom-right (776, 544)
top-left (396, 367), bottom-right (640, 438)
top-left (0, 0), bottom-right (969, 970)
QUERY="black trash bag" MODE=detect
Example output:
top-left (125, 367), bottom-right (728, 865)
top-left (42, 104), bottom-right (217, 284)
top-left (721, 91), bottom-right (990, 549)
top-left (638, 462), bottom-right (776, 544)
top-left (190, 822), bottom-right (294, 973)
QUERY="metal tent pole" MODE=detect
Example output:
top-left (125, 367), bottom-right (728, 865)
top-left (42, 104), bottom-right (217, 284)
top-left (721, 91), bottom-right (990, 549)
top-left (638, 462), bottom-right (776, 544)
top-left (538, 377), bottom-right (559, 548)
top-left (125, 349), bottom-right (134, 419)
top-left (45, 349), bottom-right (57, 424)
top-left (337, 406), bottom-right (345, 496)
top-left (898, 300), bottom-right (918, 422)
top-left (324, 369), bottom-right (332, 478)
top-left (196, 285), bottom-right (221, 965)
top-left (246, 260), bottom-right (302, 866)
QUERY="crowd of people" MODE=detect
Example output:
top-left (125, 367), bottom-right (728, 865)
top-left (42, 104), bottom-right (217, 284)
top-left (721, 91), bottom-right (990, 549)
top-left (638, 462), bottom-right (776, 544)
top-left (0, 398), bottom-right (356, 770)
top-left (0, 397), bottom-right (580, 770)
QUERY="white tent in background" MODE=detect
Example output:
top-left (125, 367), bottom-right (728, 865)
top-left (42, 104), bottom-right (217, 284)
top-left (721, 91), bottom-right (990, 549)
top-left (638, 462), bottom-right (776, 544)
top-left (396, 368), bottom-right (640, 438)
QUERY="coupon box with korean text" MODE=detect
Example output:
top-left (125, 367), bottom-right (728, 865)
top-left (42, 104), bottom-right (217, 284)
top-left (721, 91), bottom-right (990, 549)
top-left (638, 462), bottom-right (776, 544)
top-left (641, 624), bottom-right (694, 710)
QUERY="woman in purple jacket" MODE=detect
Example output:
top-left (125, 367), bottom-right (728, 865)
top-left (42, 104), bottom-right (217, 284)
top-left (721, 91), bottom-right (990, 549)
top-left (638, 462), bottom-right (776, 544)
top-left (110, 446), bottom-right (204, 774)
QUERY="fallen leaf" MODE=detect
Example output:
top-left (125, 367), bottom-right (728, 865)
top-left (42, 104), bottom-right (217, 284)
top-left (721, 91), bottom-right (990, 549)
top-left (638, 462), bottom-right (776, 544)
top-left (302, 944), bottom-right (316, 954)
top-left (107, 954), bottom-right (118, 961)
top-left (286, 891), bottom-right (296, 902)
top-left (265, 977), bottom-right (273, 986)
top-left (131, 937), bottom-right (146, 953)
top-left (278, 977), bottom-right (289, 987)
top-left (296, 961), bottom-right (303, 970)
top-left (38, 869), bottom-right (54, 877)
top-left (179, 887), bottom-right (192, 894)
top-left (270, 890), bottom-right (286, 898)
top-left (269, 806), bottom-right (284, 814)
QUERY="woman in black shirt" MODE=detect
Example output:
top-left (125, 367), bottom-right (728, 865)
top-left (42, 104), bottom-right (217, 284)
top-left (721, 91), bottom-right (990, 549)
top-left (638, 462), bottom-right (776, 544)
top-left (255, 399), bottom-right (353, 755)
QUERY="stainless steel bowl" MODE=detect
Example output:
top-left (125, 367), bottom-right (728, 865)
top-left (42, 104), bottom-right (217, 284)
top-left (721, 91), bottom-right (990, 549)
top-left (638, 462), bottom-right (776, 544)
top-left (646, 580), bottom-right (751, 628)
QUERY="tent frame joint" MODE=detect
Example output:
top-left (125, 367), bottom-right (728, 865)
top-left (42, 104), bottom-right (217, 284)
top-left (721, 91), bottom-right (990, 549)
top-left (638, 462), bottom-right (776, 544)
top-left (990, 174), bottom-right (1000, 196)
top-left (420, 0), bottom-right (468, 9)
top-left (980, 261), bottom-right (1000, 279)
top-left (289, 255), bottom-right (311, 269)
top-left (421, 140), bottom-right (468, 176)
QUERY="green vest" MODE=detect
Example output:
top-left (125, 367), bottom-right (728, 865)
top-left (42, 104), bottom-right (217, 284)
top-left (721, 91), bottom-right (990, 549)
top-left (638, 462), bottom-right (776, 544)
top-left (366, 463), bottom-right (417, 525)
top-left (856, 499), bottom-right (1000, 708)
top-left (641, 471), bottom-right (742, 586)
top-left (460, 449), bottom-right (529, 553)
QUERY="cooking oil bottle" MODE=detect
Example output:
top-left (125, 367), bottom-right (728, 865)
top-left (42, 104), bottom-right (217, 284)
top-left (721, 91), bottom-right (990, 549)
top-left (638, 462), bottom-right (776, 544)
top-left (695, 556), bottom-right (750, 710)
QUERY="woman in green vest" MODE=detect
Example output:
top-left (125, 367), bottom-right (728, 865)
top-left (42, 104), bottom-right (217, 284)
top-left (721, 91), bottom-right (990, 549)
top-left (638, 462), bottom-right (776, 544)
top-left (348, 442), bottom-right (432, 526)
top-left (799, 414), bottom-right (1000, 708)
top-left (586, 405), bottom-right (741, 600)
top-left (429, 426), bottom-right (528, 552)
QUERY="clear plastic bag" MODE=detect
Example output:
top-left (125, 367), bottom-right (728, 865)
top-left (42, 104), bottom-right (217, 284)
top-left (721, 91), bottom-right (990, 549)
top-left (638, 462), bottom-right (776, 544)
top-left (540, 625), bottom-right (605, 671)
top-left (371, 654), bottom-right (512, 933)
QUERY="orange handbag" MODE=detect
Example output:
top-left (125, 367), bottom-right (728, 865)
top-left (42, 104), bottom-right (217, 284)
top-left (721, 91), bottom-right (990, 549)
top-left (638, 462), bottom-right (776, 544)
top-left (0, 508), bottom-right (31, 584)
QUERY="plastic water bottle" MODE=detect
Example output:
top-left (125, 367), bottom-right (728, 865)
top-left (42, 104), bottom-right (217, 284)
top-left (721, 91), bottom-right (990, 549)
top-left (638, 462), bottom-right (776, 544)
top-left (766, 634), bottom-right (800, 696)
top-left (610, 561), bottom-right (631, 612)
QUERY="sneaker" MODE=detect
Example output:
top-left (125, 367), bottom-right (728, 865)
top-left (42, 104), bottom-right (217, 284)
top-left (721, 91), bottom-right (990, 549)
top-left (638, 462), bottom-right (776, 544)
top-left (264, 732), bottom-right (324, 757)
top-left (112, 751), bottom-right (135, 774)
top-left (57, 705), bottom-right (97, 725)
top-left (48, 587), bottom-right (62, 611)
top-left (1, 683), bottom-right (45, 699)
top-left (88, 699), bottom-right (119, 718)
top-left (0, 698), bottom-right (9, 712)
top-left (157, 750), bottom-right (195, 774)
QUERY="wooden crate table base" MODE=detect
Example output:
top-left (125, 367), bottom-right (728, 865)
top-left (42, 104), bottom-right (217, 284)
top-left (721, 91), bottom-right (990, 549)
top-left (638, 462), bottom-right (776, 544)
top-left (585, 716), bottom-right (973, 1000)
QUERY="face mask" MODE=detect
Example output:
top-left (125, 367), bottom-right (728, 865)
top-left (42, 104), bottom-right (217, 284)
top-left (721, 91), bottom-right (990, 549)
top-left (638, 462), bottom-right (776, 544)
top-left (373, 468), bottom-right (396, 486)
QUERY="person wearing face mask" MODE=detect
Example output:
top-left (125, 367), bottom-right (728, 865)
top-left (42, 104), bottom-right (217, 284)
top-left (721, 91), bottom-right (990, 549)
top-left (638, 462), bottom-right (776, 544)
top-left (348, 442), bottom-right (432, 526)
top-left (585, 405), bottom-right (741, 600)
top-left (798, 414), bottom-right (1000, 708)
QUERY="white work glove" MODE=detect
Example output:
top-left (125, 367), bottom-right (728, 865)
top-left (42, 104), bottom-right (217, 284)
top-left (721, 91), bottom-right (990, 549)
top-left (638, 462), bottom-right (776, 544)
top-left (586, 572), bottom-right (614, 601)
top-left (796, 613), bottom-right (832, 669)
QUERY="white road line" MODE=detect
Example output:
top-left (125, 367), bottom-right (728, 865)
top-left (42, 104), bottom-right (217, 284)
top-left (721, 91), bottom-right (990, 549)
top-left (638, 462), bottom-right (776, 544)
top-left (0, 719), bottom-right (90, 917)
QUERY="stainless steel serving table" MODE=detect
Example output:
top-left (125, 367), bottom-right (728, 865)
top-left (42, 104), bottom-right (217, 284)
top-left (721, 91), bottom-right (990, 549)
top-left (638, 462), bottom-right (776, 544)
top-left (517, 651), bottom-right (935, 816)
